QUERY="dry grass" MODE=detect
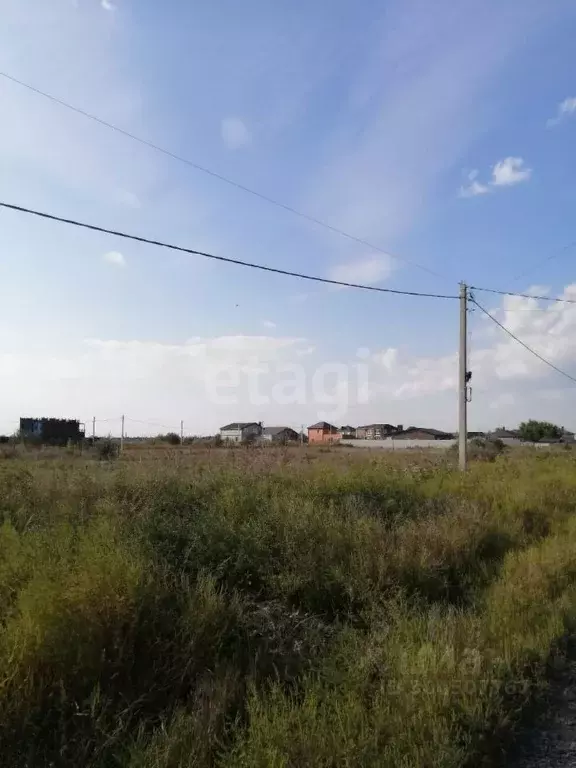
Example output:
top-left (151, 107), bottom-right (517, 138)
top-left (1, 445), bottom-right (576, 766)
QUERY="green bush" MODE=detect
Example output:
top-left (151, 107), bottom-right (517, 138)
top-left (96, 438), bottom-right (119, 460)
top-left (161, 433), bottom-right (181, 446)
top-left (450, 437), bottom-right (506, 463)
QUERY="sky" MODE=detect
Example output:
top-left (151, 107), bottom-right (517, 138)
top-left (1, 0), bottom-right (576, 436)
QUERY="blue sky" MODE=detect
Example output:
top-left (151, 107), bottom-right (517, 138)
top-left (1, 0), bottom-right (576, 435)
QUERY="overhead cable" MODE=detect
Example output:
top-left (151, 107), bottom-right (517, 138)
top-left (511, 239), bottom-right (576, 284)
top-left (0, 201), bottom-right (459, 299)
top-left (0, 70), bottom-right (446, 281)
top-left (470, 284), bottom-right (576, 305)
top-left (471, 298), bottom-right (576, 385)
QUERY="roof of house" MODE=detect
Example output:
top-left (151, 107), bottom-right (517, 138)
top-left (308, 421), bottom-right (338, 430)
top-left (397, 426), bottom-right (452, 437)
top-left (339, 425), bottom-right (356, 431)
top-left (489, 428), bottom-right (520, 438)
top-left (220, 422), bottom-right (260, 431)
top-left (356, 423), bottom-right (398, 430)
top-left (262, 426), bottom-right (297, 436)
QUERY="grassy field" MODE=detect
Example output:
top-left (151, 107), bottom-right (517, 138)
top-left (1, 443), bottom-right (576, 766)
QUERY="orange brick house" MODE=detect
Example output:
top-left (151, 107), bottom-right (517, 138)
top-left (307, 421), bottom-right (341, 444)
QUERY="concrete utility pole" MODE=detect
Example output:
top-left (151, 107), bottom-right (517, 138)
top-left (180, 420), bottom-right (184, 445)
top-left (458, 283), bottom-right (468, 472)
top-left (92, 416), bottom-right (96, 442)
top-left (120, 414), bottom-right (125, 454)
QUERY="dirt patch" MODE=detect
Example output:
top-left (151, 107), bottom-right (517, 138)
top-left (511, 657), bottom-right (576, 768)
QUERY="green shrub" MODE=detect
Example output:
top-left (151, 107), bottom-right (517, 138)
top-left (96, 438), bottom-right (119, 460)
top-left (161, 433), bottom-right (181, 446)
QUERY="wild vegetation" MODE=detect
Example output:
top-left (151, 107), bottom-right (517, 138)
top-left (1, 443), bottom-right (576, 766)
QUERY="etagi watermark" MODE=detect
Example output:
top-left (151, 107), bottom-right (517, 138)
top-left (204, 349), bottom-right (371, 422)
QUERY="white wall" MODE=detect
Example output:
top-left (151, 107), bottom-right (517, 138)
top-left (341, 438), bottom-right (559, 450)
top-left (221, 425), bottom-right (261, 442)
top-left (220, 430), bottom-right (242, 442)
top-left (341, 439), bottom-right (455, 450)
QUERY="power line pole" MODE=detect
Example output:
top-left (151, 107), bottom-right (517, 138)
top-left (120, 414), bottom-right (125, 454)
top-left (180, 420), bottom-right (184, 445)
top-left (92, 416), bottom-right (96, 442)
top-left (459, 282), bottom-right (468, 472)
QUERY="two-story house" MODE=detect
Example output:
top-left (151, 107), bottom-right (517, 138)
top-left (307, 421), bottom-right (340, 444)
top-left (219, 422), bottom-right (262, 443)
top-left (261, 426), bottom-right (299, 443)
top-left (356, 424), bottom-right (402, 440)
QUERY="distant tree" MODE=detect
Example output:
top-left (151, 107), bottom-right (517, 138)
top-left (518, 420), bottom-right (562, 443)
top-left (162, 432), bottom-right (181, 446)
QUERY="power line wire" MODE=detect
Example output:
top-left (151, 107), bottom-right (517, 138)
top-left (471, 297), bottom-right (576, 385)
top-left (488, 307), bottom-right (568, 313)
top-left (0, 201), bottom-right (459, 299)
top-left (470, 284), bottom-right (576, 305)
top-left (0, 70), bottom-right (445, 282)
top-left (94, 416), bottom-right (123, 423)
top-left (511, 239), bottom-right (576, 284)
top-left (126, 417), bottom-right (179, 431)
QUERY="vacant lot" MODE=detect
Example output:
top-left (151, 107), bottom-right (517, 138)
top-left (1, 444), bottom-right (576, 766)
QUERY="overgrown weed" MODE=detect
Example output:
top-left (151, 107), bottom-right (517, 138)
top-left (1, 447), bottom-right (576, 765)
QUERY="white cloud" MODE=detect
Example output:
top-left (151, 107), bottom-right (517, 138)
top-left (459, 169), bottom-right (490, 197)
top-left (103, 251), bottom-right (126, 267)
top-left (459, 157), bottom-right (532, 198)
top-left (4, 285), bottom-right (576, 433)
top-left (0, 334), bottom-right (311, 434)
top-left (459, 179), bottom-right (490, 198)
top-left (328, 255), bottom-right (394, 286)
top-left (352, 281), bottom-right (576, 427)
top-left (559, 97), bottom-right (576, 115)
top-left (491, 156), bottom-right (532, 187)
top-left (101, 0), bottom-right (115, 11)
top-left (263, 320), bottom-right (277, 329)
top-left (304, 2), bottom-right (557, 256)
top-left (221, 117), bottom-right (252, 150)
top-left (547, 96), bottom-right (576, 128)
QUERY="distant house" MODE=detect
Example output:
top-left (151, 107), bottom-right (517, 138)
top-left (356, 424), bottom-right (402, 440)
top-left (561, 429), bottom-right (575, 443)
top-left (489, 428), bottom-right (520, 440)
top-left (261, 426), bottom-right (299, 443)
top-left (395, 427), bottom-right (453, 440)
top-left (19, 417), bottom-right (84, 445)
top-left (308, 421), bottom-right (340, 444)
top-left (339, 425), bottom-right (356, 439)
top-left (219, 422), bottom-right (262, 443)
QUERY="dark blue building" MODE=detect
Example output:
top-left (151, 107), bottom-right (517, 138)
top-left (19, 417), bottom-right (84, 445)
